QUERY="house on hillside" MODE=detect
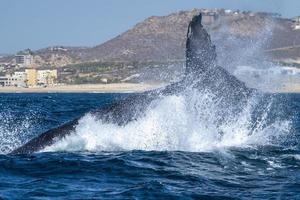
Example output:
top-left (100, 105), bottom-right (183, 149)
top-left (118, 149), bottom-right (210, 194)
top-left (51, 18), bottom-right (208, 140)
top-left (292, 16), bottom-right (300, 30)
top-left (201, 10), bottom-right (219, 24)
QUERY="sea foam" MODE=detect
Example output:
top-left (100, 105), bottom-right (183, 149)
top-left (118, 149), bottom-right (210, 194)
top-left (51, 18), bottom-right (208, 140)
top-left (44, 89), bottom-right (291, 153)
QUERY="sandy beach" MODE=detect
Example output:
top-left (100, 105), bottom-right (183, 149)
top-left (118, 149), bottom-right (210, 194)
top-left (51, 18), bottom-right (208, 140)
top-left (277, 83), bottom-right (300, 93)
top-left (0, 82), bottom-right (299, 93)
top-left (0, 83), bottom-right (163, 93)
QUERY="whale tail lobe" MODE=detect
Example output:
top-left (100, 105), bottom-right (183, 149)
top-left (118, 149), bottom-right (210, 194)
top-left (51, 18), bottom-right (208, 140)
top-left (185, 13), bottom-right (217, 77)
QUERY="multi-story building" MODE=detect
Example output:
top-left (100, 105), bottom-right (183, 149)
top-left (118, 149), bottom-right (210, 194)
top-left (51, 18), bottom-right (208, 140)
top-left (0, 72), bottom-right (26, 87)
top-left (37, 69), bottom-right (58, 86)
top-left (15, 49), bottom-right (33, 67)
top-left (25, 69), bottom-right (37, 87)
top-left (12, 71), bottom-right (27, 87)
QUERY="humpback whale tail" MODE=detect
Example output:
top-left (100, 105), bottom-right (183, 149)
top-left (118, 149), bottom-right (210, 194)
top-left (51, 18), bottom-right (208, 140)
top-left (185, 14), bottom-right (217, 76)
top-left (184, 13), bottom-right (251, 97)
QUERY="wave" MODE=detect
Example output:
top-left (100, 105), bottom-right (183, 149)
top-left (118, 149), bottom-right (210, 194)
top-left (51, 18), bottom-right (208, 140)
top-left (44, 89), bottom-right (292, 153)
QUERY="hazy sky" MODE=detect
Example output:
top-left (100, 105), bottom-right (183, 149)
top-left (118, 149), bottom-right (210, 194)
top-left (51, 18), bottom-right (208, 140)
top-left (0, 0), bottom-right (299, 54)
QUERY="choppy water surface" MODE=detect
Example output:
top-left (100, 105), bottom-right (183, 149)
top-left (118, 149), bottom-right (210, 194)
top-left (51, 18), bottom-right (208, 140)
top-left (0, 93), bottom-right (299, 199)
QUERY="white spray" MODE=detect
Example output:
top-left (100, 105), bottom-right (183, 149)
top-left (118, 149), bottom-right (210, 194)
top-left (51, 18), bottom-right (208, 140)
top-left (44, 89), bottom-right (291, 153)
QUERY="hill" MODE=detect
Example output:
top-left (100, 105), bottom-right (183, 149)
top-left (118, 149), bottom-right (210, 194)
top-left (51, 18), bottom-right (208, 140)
top-left (1, 9), bottom-right (300, 85)
top-left (85, 9), bottom-right (300, 64)
top-left (2, 9), bottom-right (300, 67)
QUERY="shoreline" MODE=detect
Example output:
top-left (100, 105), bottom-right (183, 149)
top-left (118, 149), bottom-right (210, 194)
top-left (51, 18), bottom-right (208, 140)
top-left (0, 83), bottom-right (299, 94)
top-left (0, 83), bottom-right (164, 93)
top-left (275, 83), bottom-right (300, 94)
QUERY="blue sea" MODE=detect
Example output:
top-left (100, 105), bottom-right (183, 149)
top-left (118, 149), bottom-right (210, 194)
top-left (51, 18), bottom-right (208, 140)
top-left (0, 93), bottom-right (299, 199)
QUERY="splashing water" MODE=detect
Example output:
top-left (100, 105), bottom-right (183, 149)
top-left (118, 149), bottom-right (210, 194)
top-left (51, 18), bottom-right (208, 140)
top-left (0, 108), bottom-right (38, 154)
top-left (0, 93), bottom-right (121, 154)
top-left (44, 89), bottom-right (292, 153)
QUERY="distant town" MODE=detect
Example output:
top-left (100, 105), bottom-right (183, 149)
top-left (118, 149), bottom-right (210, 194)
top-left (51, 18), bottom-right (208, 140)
top-left (0, 49), bottom-right (57, 88)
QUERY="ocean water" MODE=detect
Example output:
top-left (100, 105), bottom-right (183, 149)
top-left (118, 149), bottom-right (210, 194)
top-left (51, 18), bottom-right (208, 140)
top-left (0, 93), bottom-right (299, 199)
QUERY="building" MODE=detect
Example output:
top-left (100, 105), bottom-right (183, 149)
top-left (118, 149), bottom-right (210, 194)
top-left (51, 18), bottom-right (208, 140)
top-left (0, 71), bottom-right (27, 87)
top-left (0, 63), bottom-right (17, 70)
top-left (25, 69), bottom-right (37, 87)
top-left (12, 71), bottom-right (27, 87)
top-left (0, 69), bottom-right (58, 87)
top-left (201, 10), bottom-right (219, 24)
top-left (15, 49), bottom-right (33, 67)
top-left (225, 9), bottom-right (233, 14)
top-left (25, 69), bottom-right (58, 87)
top-left (0, 76), bottom-right (13, 87)
top-left (50, 46), bottom-right (68, 52)
top-left (292, 16), bottom-right (300, 30)
top-left (37, 69), bottom-right (58, 85)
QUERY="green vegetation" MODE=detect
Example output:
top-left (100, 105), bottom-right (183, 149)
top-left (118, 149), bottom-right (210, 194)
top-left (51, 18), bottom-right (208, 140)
top-left (65, 61), bottom-right (122, 73)
top-left (69, 76), bottom-right (120, 84)
top-left (60, 60), bottom-right (184, 84)
top-left (279, 62), bottom-right (300, 68)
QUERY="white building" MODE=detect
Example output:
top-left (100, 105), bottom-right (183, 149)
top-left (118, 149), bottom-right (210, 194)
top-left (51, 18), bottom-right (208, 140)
top-left (0, 72), bottom-right (27, 87)
top-left (37, 69), bottom-right (58, 86)
top-left (225, 10), bottom-right (232, 14)
top-left (12, 71), bottom-right (27, 87)
top-left (293, 23), bottom-right (300, 30)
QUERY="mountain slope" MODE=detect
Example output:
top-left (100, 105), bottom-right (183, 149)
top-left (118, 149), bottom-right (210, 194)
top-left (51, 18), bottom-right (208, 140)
top-left (1, 9), bottom-right (300, 66)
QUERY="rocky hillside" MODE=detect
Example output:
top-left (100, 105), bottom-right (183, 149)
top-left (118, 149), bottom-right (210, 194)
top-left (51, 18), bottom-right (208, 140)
top-left (80, 10), bottom-right (199, 62)
top-left (76, 9), bottom-right (300, 65)
top-left (1, 9), bottom-right (300, 67)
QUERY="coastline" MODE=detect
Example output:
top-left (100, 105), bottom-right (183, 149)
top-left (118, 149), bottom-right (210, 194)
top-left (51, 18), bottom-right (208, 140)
top-left (0, 83), bottom-right (163, 93)
top-left (276, 83), bottom-right (300, 94)
top-left (0, 83), bottom-right (299, 93)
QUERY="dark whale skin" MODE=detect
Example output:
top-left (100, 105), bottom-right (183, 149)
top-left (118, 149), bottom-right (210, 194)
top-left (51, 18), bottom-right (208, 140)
top-left (10, 13), bottom-right (252, 154)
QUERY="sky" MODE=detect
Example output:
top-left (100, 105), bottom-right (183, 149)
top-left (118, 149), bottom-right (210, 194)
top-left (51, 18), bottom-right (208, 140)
top-left (0, 0), bottom-right (299, 54)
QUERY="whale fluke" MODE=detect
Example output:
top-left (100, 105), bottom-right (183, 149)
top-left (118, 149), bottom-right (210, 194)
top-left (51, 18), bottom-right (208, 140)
top-left (185, 14), bottom-right (217, 76)
top-left (185, 14), bottom-right (251, 94)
